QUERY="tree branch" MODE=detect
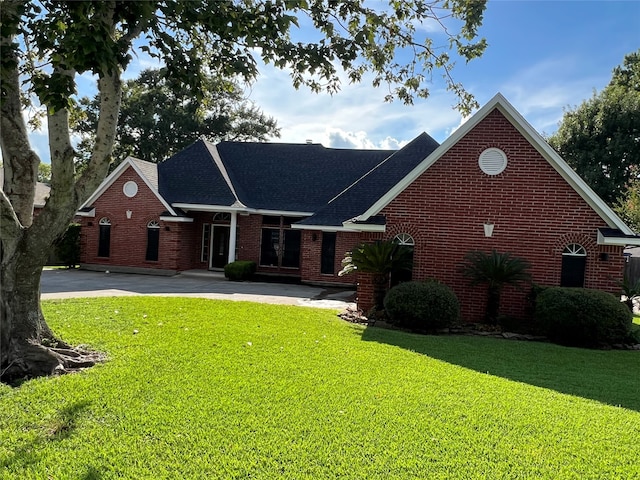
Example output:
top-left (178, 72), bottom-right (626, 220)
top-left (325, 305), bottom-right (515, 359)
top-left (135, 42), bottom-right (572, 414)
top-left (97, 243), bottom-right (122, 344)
top-left (74, 71), bottom-right (122, 204)
top-left (0, 38), bottom-right (40, 228)
top-left (0, 189), bottom-right (22, 264)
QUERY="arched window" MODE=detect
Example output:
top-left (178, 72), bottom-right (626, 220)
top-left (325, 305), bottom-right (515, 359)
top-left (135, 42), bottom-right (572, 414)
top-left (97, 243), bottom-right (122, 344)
top-left (212, 212), bottom-right (231, 223)
top-left (146, 220), bottom-right (160, 261)
top-left (391, 233), bottom-right (415, 286)
top-left (561, 243), bottom-right (587, 287)
top-left (98, 217), bottom-right (111, 257)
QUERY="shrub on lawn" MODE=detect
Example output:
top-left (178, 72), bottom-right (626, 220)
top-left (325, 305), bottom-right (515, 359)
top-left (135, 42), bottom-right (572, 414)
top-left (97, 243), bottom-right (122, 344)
top-left (224, 261), bottom-right (256, 281)
top-left (53, 223), bottom-right (81, 267)
top-left (535, 287), bottom-right (633, 347)
top-left (384, 280), bottom-right (460, 332)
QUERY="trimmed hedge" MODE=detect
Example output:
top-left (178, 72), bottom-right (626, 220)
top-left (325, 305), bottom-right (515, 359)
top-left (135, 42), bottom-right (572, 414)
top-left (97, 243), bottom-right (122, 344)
top-left (384, 280), bottom-right (460, 332)
top-left (535, 287), bottom-right (632, 347)
top-left (224, 261), bottom-right (256, 281)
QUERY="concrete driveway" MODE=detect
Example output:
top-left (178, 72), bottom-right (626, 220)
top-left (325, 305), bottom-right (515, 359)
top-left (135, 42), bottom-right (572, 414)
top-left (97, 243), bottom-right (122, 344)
top-left (40, 268), bottom-right (356, 310)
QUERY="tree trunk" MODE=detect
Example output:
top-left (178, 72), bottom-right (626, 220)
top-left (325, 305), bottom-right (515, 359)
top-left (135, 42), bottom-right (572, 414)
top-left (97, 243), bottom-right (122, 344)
top-left (0, 237), bottom-right (104, 385)
top-left (485, 286), bottom-right (501, 325)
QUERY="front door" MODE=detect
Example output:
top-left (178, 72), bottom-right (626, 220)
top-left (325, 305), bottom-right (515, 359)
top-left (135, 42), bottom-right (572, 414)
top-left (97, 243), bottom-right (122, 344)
top-left (210, 225), bottom-right (230, 269)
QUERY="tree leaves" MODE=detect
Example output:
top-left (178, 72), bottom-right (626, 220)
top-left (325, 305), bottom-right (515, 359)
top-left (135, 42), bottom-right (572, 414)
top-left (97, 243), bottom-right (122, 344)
top-left (548, 49), bottom-right (640, 206)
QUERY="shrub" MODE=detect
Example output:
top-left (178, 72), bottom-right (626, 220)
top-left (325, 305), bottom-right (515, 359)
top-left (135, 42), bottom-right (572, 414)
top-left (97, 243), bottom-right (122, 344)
top-left (224, 261), bottom-right (256, 281)
top-left (384, 280), bottom-right (460, 332)
top-left (535, 287), bottom-right (633, 347)
top-left (53, 223), bottom-right (81, 267)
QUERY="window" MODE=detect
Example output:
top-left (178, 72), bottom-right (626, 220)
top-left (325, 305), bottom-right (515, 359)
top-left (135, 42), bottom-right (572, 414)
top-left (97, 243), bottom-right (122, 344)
top-left (98, 217), bottom-right (111, 257)
top-left (146, 220), bottom-right (160, 261)
top-left (201, 224), bottom-right (211, 263)
top-left (259, 216), bottom-right (301, 269)
top-left (391, 233), bottom-right (415, 286)
top-left (282, 230), bottom-right (301, 268)
top-left (321, 232), bottom-right (337, 275)
top-left (561, 243), bottom-right (587, 287)
top-left (212, 212), bottom-right (231, 223)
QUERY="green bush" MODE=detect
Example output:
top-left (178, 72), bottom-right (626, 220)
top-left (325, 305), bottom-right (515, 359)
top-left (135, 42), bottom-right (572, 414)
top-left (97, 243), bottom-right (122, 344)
top-left (384, 280), bottom-right (460, 332)
top-left (54, 223), bottom-right (81, 267)
top-left (535, 287), bottom-right (632, 347)
top-left (224, 261), bottom-right (256, 281)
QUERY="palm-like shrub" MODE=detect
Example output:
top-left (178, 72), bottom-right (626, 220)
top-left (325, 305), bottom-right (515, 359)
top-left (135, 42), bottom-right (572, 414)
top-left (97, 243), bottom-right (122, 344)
top-left (459, 250), bottom-right (531, 324)
top-left (339, 240), bottom-right (413, 310)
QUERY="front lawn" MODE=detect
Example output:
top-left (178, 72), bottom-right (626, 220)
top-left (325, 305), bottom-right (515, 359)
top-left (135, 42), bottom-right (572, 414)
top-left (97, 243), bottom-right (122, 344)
top-left (1, 297), bottom-right (638, 479)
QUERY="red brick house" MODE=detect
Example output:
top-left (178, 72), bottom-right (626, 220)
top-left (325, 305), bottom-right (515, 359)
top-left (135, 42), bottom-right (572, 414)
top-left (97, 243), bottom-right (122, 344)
top-left (77, 94), bottom-right (640, 322)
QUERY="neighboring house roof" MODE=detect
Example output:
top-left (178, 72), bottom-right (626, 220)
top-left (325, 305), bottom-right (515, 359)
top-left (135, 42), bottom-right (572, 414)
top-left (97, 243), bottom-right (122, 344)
top-left (0, 168), bottom-right (50, 208)
top-left (159, 139), bottom-right (394, 214)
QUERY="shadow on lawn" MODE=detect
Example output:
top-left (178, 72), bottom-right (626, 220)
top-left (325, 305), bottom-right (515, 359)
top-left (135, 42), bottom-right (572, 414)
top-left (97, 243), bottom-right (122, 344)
top-left (2, 400), bottom-right (102, 477)
top-left (360, 326), bottom-right (640, 412)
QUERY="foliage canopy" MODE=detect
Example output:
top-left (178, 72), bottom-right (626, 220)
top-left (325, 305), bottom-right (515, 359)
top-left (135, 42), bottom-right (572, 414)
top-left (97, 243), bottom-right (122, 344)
top-left (548, 50), bottom-right (640, 206)
top-left (75, 69), bottom-right (280, 165)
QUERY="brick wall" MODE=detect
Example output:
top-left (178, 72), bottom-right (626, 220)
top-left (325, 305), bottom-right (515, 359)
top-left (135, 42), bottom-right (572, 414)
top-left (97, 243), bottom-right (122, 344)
top-left (79, 165), bottom-right (192, 271)
top-left (300, 230), bottom-right (361, 285)
top-left (356, 109), bottom-right (625, 321)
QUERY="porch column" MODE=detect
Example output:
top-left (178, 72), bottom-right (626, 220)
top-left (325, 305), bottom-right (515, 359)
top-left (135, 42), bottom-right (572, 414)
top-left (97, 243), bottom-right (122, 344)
top-left (228, 211), bottom-right (237, 264)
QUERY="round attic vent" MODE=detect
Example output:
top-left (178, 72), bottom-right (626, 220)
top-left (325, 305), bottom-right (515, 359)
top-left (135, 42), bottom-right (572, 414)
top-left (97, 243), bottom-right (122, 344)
top-left (123, 180), bottom-right (138, 198)
top-left (478, 148), bottom-right (507, 175)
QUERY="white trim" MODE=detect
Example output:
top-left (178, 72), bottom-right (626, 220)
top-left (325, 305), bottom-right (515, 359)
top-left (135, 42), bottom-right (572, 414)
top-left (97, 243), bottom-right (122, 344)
top-left (357, 93), bottom-right (634, 235)
top-left (205, 142), bottom-right (244, 206)
top-left (172, 203), bottom-right (313, 217)
top-left (159, 216), bottom-right (194, 223)
top-left (76, 208), bottom-right (95, 218)
top-left (290, 224), bottom-right (360, 232)
top-left (341, 221), bottom-right (386, 232)
top-left (228, 211), bottom-right (238, 264)
top-left (172, 203), bottom-right (248, 213)
top-left (79, 157), bottom-right (176, 216)
top-left (597, 230), bottom-right (640, 246)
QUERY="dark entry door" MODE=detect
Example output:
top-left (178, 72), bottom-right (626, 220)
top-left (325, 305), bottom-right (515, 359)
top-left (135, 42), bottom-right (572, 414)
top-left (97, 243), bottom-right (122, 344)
top-left (211, 225), bottom-right (230, 269)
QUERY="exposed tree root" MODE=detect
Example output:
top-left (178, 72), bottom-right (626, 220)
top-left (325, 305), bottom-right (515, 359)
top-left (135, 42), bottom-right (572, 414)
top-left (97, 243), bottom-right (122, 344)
top-left (1, 339), bottom-right (106, 386)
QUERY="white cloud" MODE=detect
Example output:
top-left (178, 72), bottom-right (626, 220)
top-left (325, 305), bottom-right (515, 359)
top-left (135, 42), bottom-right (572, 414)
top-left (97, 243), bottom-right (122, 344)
top-left (247, 60), bottom-right (465, 148)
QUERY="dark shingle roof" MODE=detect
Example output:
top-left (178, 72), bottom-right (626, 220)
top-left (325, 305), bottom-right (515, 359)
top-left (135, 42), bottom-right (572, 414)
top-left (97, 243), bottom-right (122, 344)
top-left (215, 141), bottom-right (394, 212)
top-left (297, 132), bottom-right (440, 227)
top-left (156, 133), bottom-right (438, 225)
top-left (159, 139), bottom-right (394, 212)
top-left (158, 140), bottom-right (237, 206)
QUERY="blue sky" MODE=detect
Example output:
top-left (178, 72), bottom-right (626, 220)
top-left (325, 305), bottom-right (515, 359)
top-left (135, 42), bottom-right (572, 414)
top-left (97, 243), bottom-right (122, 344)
top-left (29, 0), bottom-right (640, 162)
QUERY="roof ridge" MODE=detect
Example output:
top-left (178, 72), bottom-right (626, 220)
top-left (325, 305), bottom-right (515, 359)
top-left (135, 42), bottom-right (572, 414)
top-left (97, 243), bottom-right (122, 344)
top-left (327, 132), bottom-right (434, 205)
top-left (202, 141), bottom-right (247, 208)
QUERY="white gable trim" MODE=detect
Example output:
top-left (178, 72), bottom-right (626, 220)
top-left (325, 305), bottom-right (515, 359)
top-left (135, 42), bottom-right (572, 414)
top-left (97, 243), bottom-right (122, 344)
top-left (79, 157), bottom-right (176, 216)
top-left (358, 93), bottom-right (634, 235)
top-left (204, 141), bottom-right (244, 205)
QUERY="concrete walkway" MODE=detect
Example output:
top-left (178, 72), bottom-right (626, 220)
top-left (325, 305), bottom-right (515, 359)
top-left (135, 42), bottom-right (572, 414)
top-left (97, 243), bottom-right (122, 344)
top-left (40, 268), bottom-right (356, 310)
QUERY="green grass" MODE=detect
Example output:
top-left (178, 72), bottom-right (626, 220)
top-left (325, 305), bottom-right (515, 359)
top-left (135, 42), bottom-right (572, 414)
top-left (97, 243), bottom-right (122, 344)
top-left (1, 297), bottom-right (639, 479)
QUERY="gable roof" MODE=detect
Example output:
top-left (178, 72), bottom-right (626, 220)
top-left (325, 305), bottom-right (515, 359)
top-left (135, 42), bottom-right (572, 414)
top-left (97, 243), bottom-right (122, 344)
top-left (159, 139), bottom-right (394, 214)
top-left (352, 93), bottom-right (635, 236)
top-left (80, 157), bottom-right (175, 215)
top-left (295, 132), bottom-right (440, 229)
